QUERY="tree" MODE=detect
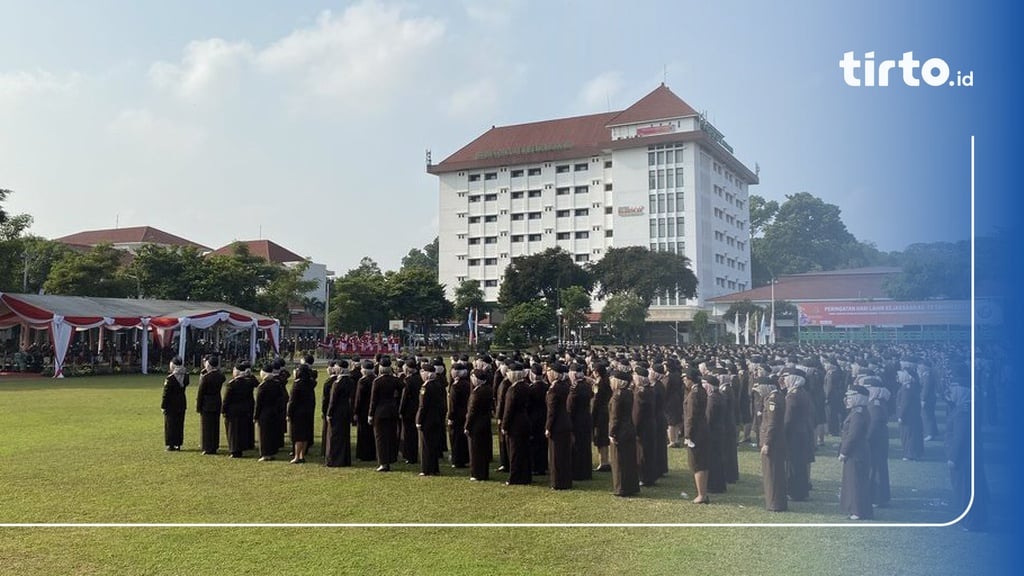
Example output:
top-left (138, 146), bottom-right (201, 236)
top-left (498, 248), bottom-right (592, 311)
top-left (384, 267), bottom-right (453, 336)
top-left (453, 279), bottom-right (486, 320)
top-left (124, 244), bottom-right (206, 300)
top-left (690, 310), bottom-right (712, 344)
top-left (590, 246), bottom-right (697, 307)
top-left (883, 241), bottom-right (970, 300)
top-left (600, 292), bottom-right (647, 345)
top-left (494, 301), bottom-right (555, 348)
top-left (748, 195), bottom-right (779, 239)
top-left (0, 188), bottom-right (11, 225)
top-left (752, 192), bottom-right (865, 286)
top-left (14, 237), bottom-right (72, 294)
top-left (722, 299), bottom-right (763, 323)
top-left (558, 285), bottom-right (591, 344)
top-left (44, 244), bottom-right (133, 297)
top-left (400, 237), bottom-right (439, 275)
top-left (329, 260), bottom-right (388, 333)
top-left (259, 260), bottom-right (319, 326)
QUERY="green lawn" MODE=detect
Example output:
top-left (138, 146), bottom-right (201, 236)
top-left (0, 374), bottom-right (1012, 575)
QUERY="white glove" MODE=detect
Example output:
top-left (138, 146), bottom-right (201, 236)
top-left (684, 439), bottom-right (695, 449)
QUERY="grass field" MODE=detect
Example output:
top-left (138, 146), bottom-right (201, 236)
top-left (0, 374), bottom-right (1013, 575)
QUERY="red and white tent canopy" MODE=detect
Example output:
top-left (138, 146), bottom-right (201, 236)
top-left (0, 293), bottom-right (280, 377)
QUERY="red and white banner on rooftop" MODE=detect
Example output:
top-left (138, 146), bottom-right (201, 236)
top-left (796, 300), bottom-right (981, 327)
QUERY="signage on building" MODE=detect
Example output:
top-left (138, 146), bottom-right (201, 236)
top-left (388, 320), bottom-right (405, 331)
top-left (475, 142), bottom-right (573, 160)
top-left (697, 113), bottom-right (734, 154)
top-left (636, 124), bottom-right (675, 137)
top-left (617, 206), bottom-right (645, 217)
top-left (796, 300), bottom-right (972, 327)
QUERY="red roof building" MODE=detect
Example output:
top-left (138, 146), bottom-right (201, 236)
top-left (207, 240), bottom-right (306, 264)
top-left (54, 226), bottom-right (211, 253)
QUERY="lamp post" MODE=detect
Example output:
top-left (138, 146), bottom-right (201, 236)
top-left (769, 278), bottom-right (776, 345)
top-left (323, 275), bottom-right (334, 342)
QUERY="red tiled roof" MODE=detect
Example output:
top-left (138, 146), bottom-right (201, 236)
top-left (208, 240), bottom-right (306, 264)
top-left (708, 267), bottom-right (902, 303)
top-left (605, 84), bottom-right (699, 127)
top-left (428, 85), bottom-right (710, 175)
top-left (54, 226), bottom-right (211, 251)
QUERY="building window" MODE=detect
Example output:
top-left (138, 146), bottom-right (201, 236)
top-left (468, 258), bottom-right (480, 266)
top-left (484, 193), bottom-right (497, 201)
top-left (677, 217), bottom-right (685, 236)
top-left (575, 254), bottom-right (589, 263)
top-left (605, 206), bottom-right (613, 214)
top-left (469, 174), bottom-right (481, 182)
top-left (555, 209), bottom-right (570, 218)
top-left (650, 220), bottom-right (657, 238)
top-left (574, 231), bottom-right (589, 239)
top-left (574, 208), bottom-right (589, 216)
top-left (511, 213), bottom-right (524, 221)
top-left (484, 236), bottom-right (497, 244)
top-left (574, 185), bottom-right (588, 194)
top-left (605, 229), bottom-right (613, 237)
top-left (511, 235), bottom-right (524, 242)
top-left (528, 212), bottom-right (542, 220)
top-left (528, 189), bottom-right (542, 198)
top-left (528, 167), bottom-right (541, 176)
top-left (556, 232), bottom-right (571, 240)
top-left (468, 216), bottom-right (481, 224)
top-left (468, 238), bottom-right (481, 245)
top-left (604, 160), bottom-right (613, 168)
top-left (511, 191), bottom-right (524, 199)
top-left (510, 169), bottom-right (524, 178)
top-left (484, 215), bottom-right (497, 223)
top-left (484, 172), bottom-right (497, 180)
top-left (468, 195), bottom-right (481, 203)
top-left (485, 258), bottom-right (497, 265)
top-left (737, 241), bottom-right (746, 251)
top-left (528, 233), bottom-right (542, 241)
top-left (574, 163), bottom-right (588, 172)
top-left (555, 164), bottom-right (570, 173)
top-left (484, 279), bottom-right (498, 287)
top-left (604, 183), bottom-right (613, 191)
top-left (556, 187), bottom-right (570, 196)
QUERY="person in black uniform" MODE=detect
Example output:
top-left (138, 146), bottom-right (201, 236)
top-left (325, 360), bottom-right (354, 467)
top-left (665, 358), bottom-right (685, 448)
top-left (567, 361), bottom-right (593, 481)
top-left (369, 358), bottom-right (400, 471)
top-left (287, 362), bottom-right (317, 464)
top-left (591, 362), bottom-right (612, 472)
top-left (416, 361), bottom-right (446, 476)
top-left (501, 362), bottom-right (532, 486)
top-left (196, 355), bottom-right (225, 454)
top-left (399, 359), bottom-right (422, 465)
top-left (862, 373), bottom-right (891, 507)
top-left (609, 369), bottom-right (639, 497)
top-left (704, 374), bottom-right (728, 494)
top-left (224, 361), bottom-right (257, 458)
top-left (447, 362), bottom-right (471, 468)
top-left (760, 376), bottom-right (787, 512)
top-left (494, 361), bottom-right (513, 473)
top-left (273, 358), bottom-right (289, 454)
top-left (544, 362), bottom-right (573, 490)
top-left (527, 362), bottom-right (550, 476)
top-left (896, 361), bottom-right (924, 460)
top-left (719, 371), bottom-right (739, 485)
top-left (253, 362), bottom-right (283, 461)
top-left (161, 357), bottom-right (189, 451)
top-left (354, 360), bottom-right (377, 462)
top-left (465, 368), bottom-right (493, 481)
top-left (321, 360), bottom-right (338, 457)
top-left (839, 384), bottom-right (873, 520)
top-left (783, 368), bottom-right (815, 501)
top-left (633, 366), bottom-right (658, 488)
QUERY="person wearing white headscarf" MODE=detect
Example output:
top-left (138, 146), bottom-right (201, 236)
top-left (839, 384), bottom-right (873, 520)
top-left (783, 368), bottom-right (815, 501)
top-left (161, 357), bottom-right (189, 451)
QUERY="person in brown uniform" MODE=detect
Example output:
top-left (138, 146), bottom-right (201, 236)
top-left (161, 357), bottom-right (189, 451)
top-left (399, 359), bottom-right (422, 465)
top-left (633, 366), bottom-right (659, 488)
top-left (501, 362), bottom-right (532, 486)
top-left (196, 356), bottom-right (225, 455)
top-left (683, 368), bottom-right (711, 504)
top-left (567, 361), bottom-right (593, 481)
top-left (465, 368), bottom-right (493, 481)
top-left (783, 367), bottom-right (816, 502)
top-left (254, 362), bottom-right (282, 461)
top-left (494, 361), bottom-right (513, 473)
top-left (839, 384), bottom-right (873, 520)
top-left (609, 369), bottom-right (639, 497)
top-left (665, 359), bottom-right (685, 448)
top-left (591, 362), bottom-right (613, 472)
top-left (287, 362), bottom-right (317, 464)
top-left (369, 358), bottom-right (400, 471)
top-left (545, 362), bottom-right (573, 490)
top-left (320, 360), bottom-right (338, 457)
top-left (704, 374), bottom-right (728, 494)
top-left (324, 360), bottom-right (354, 467)
top-left (353, 360), bottom-right (377, 462)
top-left (862, 373), bottom-right (891, 507)
top-left (447, 362), bottom-right (471, 469)
top-left (416, 362), bottom-right (446, 476)
top-left (760, 376), bottom-right (787, 511)
top-left (223, 361), bottom-right (257, 459)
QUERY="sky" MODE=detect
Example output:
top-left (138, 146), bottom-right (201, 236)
top-left (0, 0), bottom-right (1009, 275)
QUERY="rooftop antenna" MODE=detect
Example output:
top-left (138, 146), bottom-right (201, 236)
top-left (663, 64), bottom-right (668, 86)
top-left (115, 214), bottom-right (119, 229)
top-left (258, 225), bottom-right (262, 240)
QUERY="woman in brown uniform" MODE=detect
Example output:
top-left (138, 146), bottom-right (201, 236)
top-left (683, 368), bottom-right (711, 504)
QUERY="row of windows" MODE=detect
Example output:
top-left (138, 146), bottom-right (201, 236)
top-left (714, 277), bottom-right (746, 291)
top-left (649, 168), bottom-right (685, 191)
top-left (460, 204), bottom-right (616, 223)
top-left (714, 253), bottom-right (748, 271)
top-left (650, 217), bottom-right (685, 239)
top-left (470, 160), bottom-right (615, 183)
top-left (650, 241), bottom-right (686, 254)
top-left (713, 185), bottom-right (746, 210)
top-left (648, 143), bottom-right (686, 167)
top-left (712, 230), bottom-right (747, 250)
top-left (650, 191), bottom-right (685, 214)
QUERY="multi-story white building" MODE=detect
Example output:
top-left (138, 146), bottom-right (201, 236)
top-left (427, 85), bottom-right (757, 323)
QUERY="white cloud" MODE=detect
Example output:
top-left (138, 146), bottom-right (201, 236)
top-left (462, 0), bottom-right (521, 25)
top-left (149, 38), bottom-right (254, 101)
top-left (578, 71), bottom-right (623, 112)
top-left (255, 3), bottom-right (445, 108)
top-left (107, 108), bottom-right (205, 154)
top-left (0, 69), bottom-right (81, 105)
top-left (444, 78), bottom-right (499, 119)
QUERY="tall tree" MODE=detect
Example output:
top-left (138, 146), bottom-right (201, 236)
top-left (400, 237), bottom-right (439, 275)
top-left (453, 278), bottom-right (486, 321)
top-left (690, 310), bottom-right (712, 344)
top-left (590, 246), bottom-right (697, 307)
top-left (329, 259), bottom-right (388, 333)
top-left (384, 267), bottom-right (453, 336)
top-left (498, 248), bottom-right (592, 311)
top-left (259, 260), bottom-right (319, 326)
top-left (44, 244), bottom-right (133, 297)
top-left (600, 291), bottom-right (648, 345)
top-left (884, 241), bottom-right (970, 300)
top-left (558, 285), bottom-right (591, 344)
top-left (124, 244), bottom-right (206, 300)
top-left (494, 301), bottom-right (556, 348)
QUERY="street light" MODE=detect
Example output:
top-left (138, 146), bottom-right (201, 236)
top-left (769, 277), bottom-right (776, 345)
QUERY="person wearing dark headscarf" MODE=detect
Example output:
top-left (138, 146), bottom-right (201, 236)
top-left (633, 366), bottom-right (659, 488)
top-left (591, 362), bottom-right (613, 472)
top-left (527, 362), bottom-right (550, 476)
top-left (544, 362), bottom-right (573, 490)
top-left (650, 363), bottom-right (669, 478)
top-left (273, 358), bottom-right (289, 454)
top-left (287, 361), bottom-right (317, 464)
top-left (161, 357), bottom-right (189, 451)
top-left (567, 362), bottom-right (594, 481)
top-left (369, 358), bottom-right (400, 471)
top-left (759, 374), bottom-right (787, 511)
top-left (704, 374), bottom-right (728, 494)
top-left (321, 360), bottom-right (338, 457)
top-left (609, 369), bottom-right (639, 497)
top-left (719, 372), bottom-right (740, 485)
top-left (494, 361), bottom-right (513, 473)
top-left (501, 362), bottom-right (532, 485)
top-left (896, 360), bottom-right (924, 460)
top-left (447, 362), bottom-right (471, 469)
top-left (839, 384), bottom-right (873, 520)
top-left (783, 368), bottom-right (815, 501)
top-left (683, 368), bottom-right (710, 504)
top-left (417, 362), bottom-right (446, 476)
top-left (354, 360), bottom-right (377, 462)
top-left (224, 361), bottom-right (258, 459)
top-left (466, 368), bottom-right (494, 481)
top-left (253, 362), bottom-right (282, 460)
top-left (196, 355), bottom-right (225, 455)
top-left (664, 359), bottom-right (685, 448)
top-left (862, 374), bottom-right (891, 507)
top-left (399, 359), bottom-right (423, 465)
top-left (324, 360), bottom-right (354, 467)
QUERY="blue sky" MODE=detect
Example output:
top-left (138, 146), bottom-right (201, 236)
top-left (0, 0), bottom-right (1008, 274)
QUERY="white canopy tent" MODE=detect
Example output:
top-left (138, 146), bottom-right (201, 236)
top-left (0, 293), bottom-right (280, 377)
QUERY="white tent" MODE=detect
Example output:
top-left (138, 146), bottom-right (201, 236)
top-left (0, 293), bottom-right (280, 377)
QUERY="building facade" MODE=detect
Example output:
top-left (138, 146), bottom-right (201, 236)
top-left (427, 84), bottom-right (757, 320)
